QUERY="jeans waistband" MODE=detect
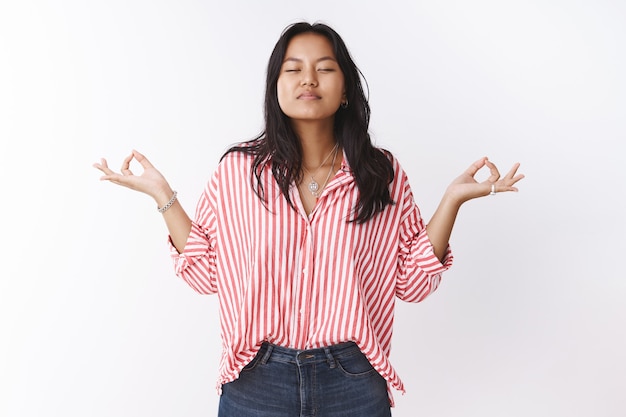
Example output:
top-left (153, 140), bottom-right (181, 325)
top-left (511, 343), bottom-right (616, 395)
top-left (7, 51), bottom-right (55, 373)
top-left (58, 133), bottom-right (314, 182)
top-left (257, 341), bottom-right (359, 368)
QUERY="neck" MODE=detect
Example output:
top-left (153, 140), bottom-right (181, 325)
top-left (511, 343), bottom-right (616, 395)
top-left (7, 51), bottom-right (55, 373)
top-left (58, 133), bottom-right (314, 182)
top-left (292, 119), bottom-right (337, 168)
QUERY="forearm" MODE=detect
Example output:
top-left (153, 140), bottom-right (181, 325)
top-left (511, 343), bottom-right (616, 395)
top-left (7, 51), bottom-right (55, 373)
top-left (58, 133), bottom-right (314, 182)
top-left (426, 193), bottom-right (462, 262)
top-left (155, 189), bottom-right (192, 253)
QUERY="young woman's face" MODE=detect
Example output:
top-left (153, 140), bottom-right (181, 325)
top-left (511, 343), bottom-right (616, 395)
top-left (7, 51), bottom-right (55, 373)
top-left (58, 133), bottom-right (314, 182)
top-left (277, 33), bottom-right (345, 124)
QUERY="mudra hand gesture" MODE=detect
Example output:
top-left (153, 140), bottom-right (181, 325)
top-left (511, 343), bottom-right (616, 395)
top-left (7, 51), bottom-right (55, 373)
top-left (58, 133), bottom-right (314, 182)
top-left (93, 149), bottom-right (174, 207)
top-left (446, 157), bottom-right (524, 206)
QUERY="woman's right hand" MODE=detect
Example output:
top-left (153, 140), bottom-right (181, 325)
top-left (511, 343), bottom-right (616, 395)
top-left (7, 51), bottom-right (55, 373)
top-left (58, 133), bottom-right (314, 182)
top-left (93, 149), bottom-right (173, 206)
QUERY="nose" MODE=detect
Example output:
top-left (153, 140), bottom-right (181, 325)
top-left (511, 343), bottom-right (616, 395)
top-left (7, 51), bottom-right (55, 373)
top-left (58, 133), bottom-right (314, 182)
top-left (300, 68), bottom-right (318, 87)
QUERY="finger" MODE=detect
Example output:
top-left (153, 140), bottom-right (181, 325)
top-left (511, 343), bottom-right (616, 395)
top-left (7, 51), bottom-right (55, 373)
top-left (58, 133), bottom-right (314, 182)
top-left (503, 162), bottom-right (521, 179)
top-left (99, 173), bottom-right (124, 182)
top-left (494, 173), bottom-right (524, 192)
top-left (464, 157), bottom-right (488, 177)
top-left (495, 184), bottom-right (519, 193)
top-left (121, 153), bottom-right (135, 176)
top-left (484, 159), bottom-right (501, 182)
top-left (501, 163), bottom-right (524, 188)
top-left (132, 149), bottom-right (155, 169)
top-left (93, 158), bottom-right (115, 175)
top-left (509, 173), bottom-right (525, 185)
top-left (92, 157), bottom-right (110, 170)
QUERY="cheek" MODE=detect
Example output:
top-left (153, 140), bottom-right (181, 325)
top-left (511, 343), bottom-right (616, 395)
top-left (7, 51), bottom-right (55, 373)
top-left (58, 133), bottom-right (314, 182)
top-left (276, 79), bottom-right (289, 109)
top-left (334, 78), bottom-right (346, 101)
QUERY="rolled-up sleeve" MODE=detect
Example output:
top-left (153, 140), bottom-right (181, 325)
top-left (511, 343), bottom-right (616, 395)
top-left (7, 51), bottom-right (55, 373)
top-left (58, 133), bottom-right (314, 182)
top-left (396, 186), bottom-right (453, 303)
top-left (168, 179), bottom-right (218, 295)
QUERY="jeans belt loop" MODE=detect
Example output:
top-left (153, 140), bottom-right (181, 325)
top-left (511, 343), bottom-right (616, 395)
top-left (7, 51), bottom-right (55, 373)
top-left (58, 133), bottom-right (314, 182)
top-left (260, 343), bottom-right (274, 365)
top-left (324, 346), bottom-right (336, 369)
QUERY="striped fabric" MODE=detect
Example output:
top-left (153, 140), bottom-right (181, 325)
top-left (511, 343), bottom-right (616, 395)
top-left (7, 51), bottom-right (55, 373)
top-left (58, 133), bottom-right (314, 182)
top-left (170, 150), bottom-right (453, 402)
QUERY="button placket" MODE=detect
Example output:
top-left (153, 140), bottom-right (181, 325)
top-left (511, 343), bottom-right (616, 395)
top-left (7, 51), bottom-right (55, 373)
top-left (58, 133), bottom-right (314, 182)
top-left (290, 221), bottom-right (315, 347)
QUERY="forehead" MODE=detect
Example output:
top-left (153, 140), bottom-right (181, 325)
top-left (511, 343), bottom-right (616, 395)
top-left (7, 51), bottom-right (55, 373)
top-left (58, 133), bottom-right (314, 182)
top-left (284, 32), bottom-right (335, 58)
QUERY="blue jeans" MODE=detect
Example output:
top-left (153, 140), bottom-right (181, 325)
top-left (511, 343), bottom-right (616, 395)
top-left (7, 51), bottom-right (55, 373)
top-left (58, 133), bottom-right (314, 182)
top-left (218, 342), bottom-right (392, 417)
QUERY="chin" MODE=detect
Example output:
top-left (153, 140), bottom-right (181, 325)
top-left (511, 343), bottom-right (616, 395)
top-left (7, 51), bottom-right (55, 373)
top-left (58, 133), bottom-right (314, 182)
top-left (285, 110), bottom-right (336, 121)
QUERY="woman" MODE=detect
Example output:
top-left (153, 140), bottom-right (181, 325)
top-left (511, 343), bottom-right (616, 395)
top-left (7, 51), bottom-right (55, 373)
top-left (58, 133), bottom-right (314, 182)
top-left (94, 22), bottom-right (523, 417)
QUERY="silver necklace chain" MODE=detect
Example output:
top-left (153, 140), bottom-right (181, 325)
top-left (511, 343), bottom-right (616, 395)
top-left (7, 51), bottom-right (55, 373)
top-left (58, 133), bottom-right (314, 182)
top-left (302, 143), bottom-right (339, 198)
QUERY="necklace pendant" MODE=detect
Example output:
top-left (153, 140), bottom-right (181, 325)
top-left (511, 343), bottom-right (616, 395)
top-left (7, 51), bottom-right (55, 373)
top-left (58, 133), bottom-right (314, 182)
top-left (308, 179), bottom-right (319, 193)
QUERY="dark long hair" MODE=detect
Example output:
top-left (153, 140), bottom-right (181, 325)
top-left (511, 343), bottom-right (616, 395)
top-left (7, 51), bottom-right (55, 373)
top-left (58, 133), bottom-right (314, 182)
top-left (223, 22), bottom-right (394, 223)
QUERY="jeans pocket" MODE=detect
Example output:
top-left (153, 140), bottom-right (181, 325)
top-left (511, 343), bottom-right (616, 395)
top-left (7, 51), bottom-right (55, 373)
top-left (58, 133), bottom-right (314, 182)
top-left (335, 350), bottom-right (377, 377)
top-left (241, 351), bottom-right (262, 372)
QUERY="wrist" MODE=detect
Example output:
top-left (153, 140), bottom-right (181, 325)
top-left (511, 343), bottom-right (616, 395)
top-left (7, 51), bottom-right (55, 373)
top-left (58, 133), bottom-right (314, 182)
top-left (157, 190), bottom-right (178, 213)
top-left (441, 189), bottom-right (464, 210)
top-left (154, 187), bottom-right (175, 208)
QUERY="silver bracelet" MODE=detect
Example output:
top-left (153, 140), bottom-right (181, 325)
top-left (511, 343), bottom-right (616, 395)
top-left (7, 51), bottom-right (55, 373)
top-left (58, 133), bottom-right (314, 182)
top-left (157, 191), bottom-right (177, 213)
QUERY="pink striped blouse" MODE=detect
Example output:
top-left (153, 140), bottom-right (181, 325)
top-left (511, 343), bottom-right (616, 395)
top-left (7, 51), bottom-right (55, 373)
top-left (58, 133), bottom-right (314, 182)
top-left (169, 149), bottom-right (453, 401)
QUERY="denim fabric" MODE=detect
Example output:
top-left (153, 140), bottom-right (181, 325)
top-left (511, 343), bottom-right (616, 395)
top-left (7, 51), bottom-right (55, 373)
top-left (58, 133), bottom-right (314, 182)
top-left (218, 342), bottom-right (392, 417)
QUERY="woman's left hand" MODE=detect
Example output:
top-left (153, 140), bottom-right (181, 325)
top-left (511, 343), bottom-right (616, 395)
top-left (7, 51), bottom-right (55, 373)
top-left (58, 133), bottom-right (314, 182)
top-left (445, 157), bottom-right (524, 205)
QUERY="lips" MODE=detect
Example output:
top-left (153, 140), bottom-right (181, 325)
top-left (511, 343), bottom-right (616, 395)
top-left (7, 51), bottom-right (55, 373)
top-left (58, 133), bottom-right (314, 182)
top-left (297, 92), bottom-right (321, 100)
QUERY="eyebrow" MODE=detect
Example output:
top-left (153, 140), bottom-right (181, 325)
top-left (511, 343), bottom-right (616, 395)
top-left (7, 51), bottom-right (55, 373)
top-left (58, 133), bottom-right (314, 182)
top-left (283, 56), bottom-right (337, 64)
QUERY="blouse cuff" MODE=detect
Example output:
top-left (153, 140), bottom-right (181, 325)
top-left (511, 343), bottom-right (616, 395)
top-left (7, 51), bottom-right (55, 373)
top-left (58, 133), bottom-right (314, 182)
top-left (168, 222), bottom-right (212, 274)
top-left (412, 227), bottom-right (454, 274)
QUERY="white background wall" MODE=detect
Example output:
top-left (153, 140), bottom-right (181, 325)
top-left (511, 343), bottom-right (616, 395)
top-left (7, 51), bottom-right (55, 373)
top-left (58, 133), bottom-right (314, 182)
top-left (1, 0), bottom-right (624, 416)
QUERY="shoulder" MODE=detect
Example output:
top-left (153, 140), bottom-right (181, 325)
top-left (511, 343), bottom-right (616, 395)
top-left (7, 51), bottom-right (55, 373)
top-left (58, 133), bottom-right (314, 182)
top-left (214, 147), bottom-right (256, 176)
top-left (219, 148), bottom-right (255, 166)
top-left (379, 149), bottom-right (414, 203)
top-left (376, 148), bottom-right (409, 184)
top-left (202, 151), bottom-right (253, 200)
